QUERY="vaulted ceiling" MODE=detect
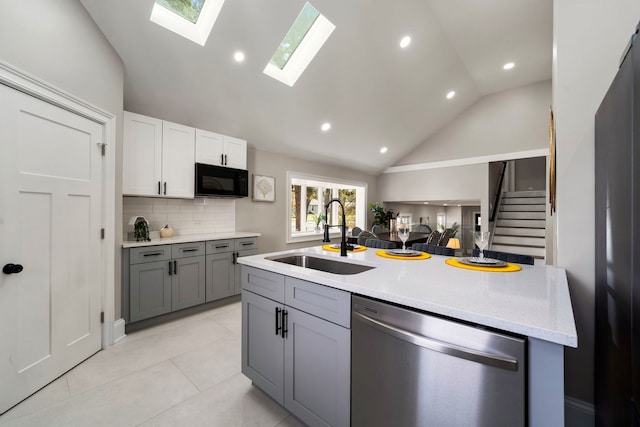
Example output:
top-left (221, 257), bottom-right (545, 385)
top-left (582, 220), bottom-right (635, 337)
top-left (80, 0), bottom-right (552, 174)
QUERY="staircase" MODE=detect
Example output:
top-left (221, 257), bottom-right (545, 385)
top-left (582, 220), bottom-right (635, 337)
top-left (492, 190), bottom-right (546, 259)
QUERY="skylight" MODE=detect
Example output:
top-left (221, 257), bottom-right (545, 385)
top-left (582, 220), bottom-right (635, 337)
top-left (263, 2), bottom-right (335, 87)
top-left (150, 0), bottom-right (225, 46)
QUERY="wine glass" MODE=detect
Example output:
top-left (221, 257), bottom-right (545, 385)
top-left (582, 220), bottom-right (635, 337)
top-left (398, 216), bottom-right (410, 251)
top-left (473, 231), bottom-right (491, 260)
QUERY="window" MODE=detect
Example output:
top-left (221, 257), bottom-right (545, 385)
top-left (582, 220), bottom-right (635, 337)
top-left (150, 0), bottom-right (225, 46)
top-left (287, 172), bottom-right (367, 243)
top-left (263, 2), bottom-right (335, 87)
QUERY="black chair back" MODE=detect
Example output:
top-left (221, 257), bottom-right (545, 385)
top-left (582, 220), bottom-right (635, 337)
top-left (365, 239), bottom-right (396, 249)
top-left (414, 224), bottom-right (432, 233)
top-left (472, 249), bottom-right (535, 265)
top-left (357, 231), bottom-right (376, 246)
top-left (351, 226), bottom-right (362, 236)
top-left (426, 230), bottom-right (441, 245)
top-left (438, 228), bottom-right (452, 247)
top-left (411, 243), bottom-right (454, 256)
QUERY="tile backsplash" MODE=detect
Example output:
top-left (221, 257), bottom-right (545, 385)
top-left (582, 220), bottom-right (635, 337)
top-left (123, 197), bottom-right (235, 238)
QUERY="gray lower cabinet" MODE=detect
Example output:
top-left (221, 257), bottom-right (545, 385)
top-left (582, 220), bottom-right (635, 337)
top-left (241, 266), bottom-right (350, 427)
top-left (128, 242), bottom-right (206, 323)
top-left (206, 237), bottom-right (258, 302)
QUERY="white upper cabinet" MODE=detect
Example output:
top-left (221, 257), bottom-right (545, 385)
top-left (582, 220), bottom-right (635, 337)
top-left (123, 111), bottom-right (195, 198)
top-left (196, 128), bottom-right (247, 169)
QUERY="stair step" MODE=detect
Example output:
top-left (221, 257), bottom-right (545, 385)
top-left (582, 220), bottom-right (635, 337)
top-left (503, 190), bottom-right (546, 198)
top-left (491, 244), bottom-right (546, 258)
top-left (495, 227), bottom-right (546, 237)
top-left (497, 219), bottom-right (546, 228)
top-left (493, 235), bottom-right (545, 247)
top-left (498, 211), bottom-right (546, 220)
top-left (502, 197), bottom-right (546, 205)
top-left (500, 204), bottom-right (546, 212)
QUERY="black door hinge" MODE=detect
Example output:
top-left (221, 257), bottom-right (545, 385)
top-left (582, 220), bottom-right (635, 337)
top-left (100, 312), bottom-right (105, 324)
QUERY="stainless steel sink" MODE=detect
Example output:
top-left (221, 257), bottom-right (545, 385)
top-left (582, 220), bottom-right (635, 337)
top-left (266, 254), bottom-right (375, 275)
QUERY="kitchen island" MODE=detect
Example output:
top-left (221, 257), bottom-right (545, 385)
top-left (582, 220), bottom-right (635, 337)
top-left (238, 246), bottom-right (577, 427)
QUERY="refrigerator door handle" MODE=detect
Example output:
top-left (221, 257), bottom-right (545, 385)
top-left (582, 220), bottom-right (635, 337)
top-left (353, 310), bottom-right (518, 371)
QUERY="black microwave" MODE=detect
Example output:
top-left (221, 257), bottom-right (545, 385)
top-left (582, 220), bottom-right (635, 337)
top-left (195, 163), bottom-right (249, 198)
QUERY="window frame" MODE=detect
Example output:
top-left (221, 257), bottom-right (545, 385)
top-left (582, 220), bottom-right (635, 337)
top-left (286, 171), bottom-right (368, 244)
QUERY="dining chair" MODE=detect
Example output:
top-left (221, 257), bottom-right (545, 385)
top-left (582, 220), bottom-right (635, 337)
top-left (371, 224), bottom-right (384, 235)
top-left (357, 230), bottom-right (376, 246)
top-left (472, 249), bottom-right (535, 265)
top-left (411, 243), bottom-right (454, 256)
top-left (426, 231), bottom-right (441, 245)
top-left (414, 224), bottom-right (432, 233)
top-left (365, 238), bottom-right (396, 249)
top-left (351, 226), bottom-right (362, 236)
top-left (438, 229), bottom-right (452, 247)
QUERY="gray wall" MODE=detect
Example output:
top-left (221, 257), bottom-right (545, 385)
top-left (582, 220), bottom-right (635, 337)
top-left (553, 0), bottom-right (640, 419)
top-left (396, 80), bottom-right (551, 165)
top-left (236, 147), bottom-right (378, 254)
top-left (0, 0), bottom-right (125, 317)
top-left (514, 157), bottom-right (546, 191)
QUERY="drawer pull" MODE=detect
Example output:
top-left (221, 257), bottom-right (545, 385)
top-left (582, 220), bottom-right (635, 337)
top-left (181, 248), bottom-right (199, 252)
top-left (215, 245), bottom-right (229, 249)
top-left (143, 252), bottom-right (163, 257)
top-left (241, 242), bottom-right (253, 246)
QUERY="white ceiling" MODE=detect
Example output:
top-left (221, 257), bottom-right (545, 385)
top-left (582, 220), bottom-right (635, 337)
top-left (80, 0), bottom-right (552, 175)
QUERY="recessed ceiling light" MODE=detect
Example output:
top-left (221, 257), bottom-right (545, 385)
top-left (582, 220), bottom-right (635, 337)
top-left (423, 202), bottom-right (429, 205)
top-left (380, 147), bottom-right (388, 154)
top-left (443, 203), bottom-right (448, 206)
top-left (234, 51), bottom-right (245, 62)
top-left (503, 62), bottom-right (515, 70)
top-left (446, 91), bottom-right (456, 100)
top-left (321, 122), bottom-right (331, 132)
top-left (399, 36), bottom-right (411, 49)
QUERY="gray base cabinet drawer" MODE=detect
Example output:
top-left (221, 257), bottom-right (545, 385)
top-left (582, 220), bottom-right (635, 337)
top-left (285, 277), bottom-right (351, 328)
top-left (235, 237), bottom-right (258, 251)
top-left (206, 240), bottom-right (234, 254)
top-left (172, 242), bottom-right (205, 259)
top-left (130, 245), bottom-right (171, 264)
top-left (242, 266), bottom-right (285, 302)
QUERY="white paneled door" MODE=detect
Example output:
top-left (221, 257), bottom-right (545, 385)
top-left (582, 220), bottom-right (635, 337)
top-left (0, 84), bottom-right (103, 414)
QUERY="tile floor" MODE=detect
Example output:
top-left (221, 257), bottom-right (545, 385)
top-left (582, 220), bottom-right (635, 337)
top-left (0, 302), bottom-right (304, 427)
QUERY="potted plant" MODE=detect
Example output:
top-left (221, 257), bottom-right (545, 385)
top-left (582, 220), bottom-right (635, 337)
top-left (368, 202), bottom-right (398, 229)
top-left (311, 212), bottom-right (326, 232)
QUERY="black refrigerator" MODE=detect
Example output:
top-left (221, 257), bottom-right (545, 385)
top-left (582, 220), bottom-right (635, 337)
top-left (595, 21), bottom-right (640, 426)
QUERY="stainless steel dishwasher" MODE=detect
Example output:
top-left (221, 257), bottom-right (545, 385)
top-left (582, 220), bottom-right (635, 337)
top-left (352, 295), bottom-right (526, 427)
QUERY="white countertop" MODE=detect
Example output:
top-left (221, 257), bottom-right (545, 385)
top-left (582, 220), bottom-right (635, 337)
top-left (238, 245), bottom-right (578, 347)
top-left (122, 232), bottom-right (261, 248)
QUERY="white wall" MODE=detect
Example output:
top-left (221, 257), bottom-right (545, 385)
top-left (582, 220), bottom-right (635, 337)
top-left (235, 148), bottom-right (378, 254)
top-left (553, 0), bottom-right (640, 422)
top-left (396, 80), bottom-right (551, 165)
top-left (0, 0), bottom-right (125, 316)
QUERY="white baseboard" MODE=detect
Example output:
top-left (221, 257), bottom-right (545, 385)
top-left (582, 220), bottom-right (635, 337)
top-left (565, 396), bottom-right (595, 427)
top-left (112, 318), bottom-right (126, 344)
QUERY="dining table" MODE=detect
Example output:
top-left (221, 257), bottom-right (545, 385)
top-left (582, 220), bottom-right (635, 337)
top-left (370, 232), bottom-right (431, 249)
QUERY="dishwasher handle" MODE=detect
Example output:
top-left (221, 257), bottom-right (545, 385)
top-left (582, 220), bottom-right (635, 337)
top-left (353, 311), bottom-right (518, 372)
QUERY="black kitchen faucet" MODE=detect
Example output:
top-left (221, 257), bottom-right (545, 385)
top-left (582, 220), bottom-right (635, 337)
top-left (322, 198), bottom-right (353, 256)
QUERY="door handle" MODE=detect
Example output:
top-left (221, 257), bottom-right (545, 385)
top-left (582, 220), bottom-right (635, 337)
top-left (163, 182), bottom-right (167, 195)
top-left (281, 310), bottom-right (288, 338)
top-left (168, 261), bottom-right (173, 275)
top-left (2, 263), bottom-right (24, 274)
top-left (174, 260), bottom-right (177, 275)
top-left (232, 252), bottom-right (238, 264)
top-left (157, 181), bottom-right (161, 195)
top-left (275, 307), bottom-right (281, 335)
top-left (224, 154), bottom-right (228, 165)
top-left (221, 154), bottom-right (224, 165)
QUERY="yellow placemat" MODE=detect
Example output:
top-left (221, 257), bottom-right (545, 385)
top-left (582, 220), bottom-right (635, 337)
top-left (375, 250), bottom-right (431, 260)
top-left (445, 258), bottom-right (522, 272)
top-left (322, 244), bottom-right (367, 253)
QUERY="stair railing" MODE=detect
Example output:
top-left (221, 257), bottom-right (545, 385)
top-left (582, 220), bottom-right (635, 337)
top-left (489, 161), bottom-right (508, 248)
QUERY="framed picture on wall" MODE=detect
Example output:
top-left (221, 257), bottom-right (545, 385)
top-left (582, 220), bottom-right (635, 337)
top-left (437, 213), bottom-right (446, 231)
top-left (253, 174), bottom-right (275, 202)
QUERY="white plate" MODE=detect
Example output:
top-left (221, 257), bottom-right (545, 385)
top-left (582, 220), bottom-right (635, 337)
top-left (385, 249), bottom-right (422, 257)
top-left (331, 244), bottom-right (361, 249)
top-left (457, 257), bottom-right (507, 267)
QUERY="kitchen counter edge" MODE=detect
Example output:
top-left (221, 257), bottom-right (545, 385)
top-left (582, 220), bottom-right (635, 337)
top-left (122, 232), bottom-right (261, 248)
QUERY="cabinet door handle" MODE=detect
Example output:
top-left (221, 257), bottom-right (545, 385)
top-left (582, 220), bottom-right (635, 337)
top-left (281, 310), bottom-right (288, 338)
top-left (157, 181), bottom-right (161, 195)
top-left (168, 261), bottom-right (173, 275)
top-left (163, 182), bottom-right (167, 195)
top-left (220, 154), bottom-right (224, 165)
top-left (174, 260), bottom-right (177, 275)
top-left (275, 307), bottom-right (282, 335)
top-left (224, 154), bottom-right (228, 165)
